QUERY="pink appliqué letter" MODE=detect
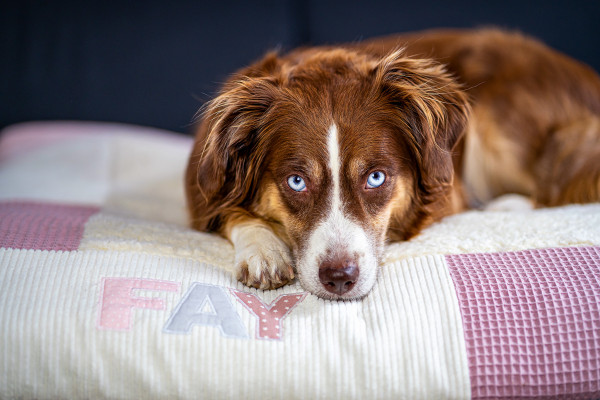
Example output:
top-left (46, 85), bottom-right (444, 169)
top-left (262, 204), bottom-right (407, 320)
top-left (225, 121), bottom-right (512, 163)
top-left (97, 278), bottom-right (180, 331)
top-left (231, 290), bottom-right (307, 340)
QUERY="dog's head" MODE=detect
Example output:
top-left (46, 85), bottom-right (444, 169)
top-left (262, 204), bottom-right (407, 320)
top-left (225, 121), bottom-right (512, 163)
top-left (188, 48), bottom-right (469, 299)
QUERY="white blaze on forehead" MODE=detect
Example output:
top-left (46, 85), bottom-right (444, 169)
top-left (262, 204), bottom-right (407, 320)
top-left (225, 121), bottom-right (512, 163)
top-left (295, 122), bottom-right (379, 299)
top-left (327, 123), bottom-right (342, 210)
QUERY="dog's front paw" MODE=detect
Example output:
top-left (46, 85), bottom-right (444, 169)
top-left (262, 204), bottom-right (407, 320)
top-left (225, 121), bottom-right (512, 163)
top-left (235, 247), bottom-right (294, 290)
top-left (230, 223), bottom-right (294, 290)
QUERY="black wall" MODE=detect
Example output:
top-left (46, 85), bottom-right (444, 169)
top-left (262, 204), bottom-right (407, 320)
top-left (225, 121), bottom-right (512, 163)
top-left (2, 0), bottom-right (599, 134)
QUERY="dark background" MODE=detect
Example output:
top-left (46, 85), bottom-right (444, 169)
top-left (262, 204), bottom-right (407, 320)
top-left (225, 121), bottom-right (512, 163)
top-left (2, 0), bottom-right (599, 135)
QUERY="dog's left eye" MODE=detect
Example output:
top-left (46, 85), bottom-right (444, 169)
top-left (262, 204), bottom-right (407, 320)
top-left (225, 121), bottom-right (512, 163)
top-left (366, 171), bottom-right (386, 189)
top-left (287, 175), bottom-right (307, 192)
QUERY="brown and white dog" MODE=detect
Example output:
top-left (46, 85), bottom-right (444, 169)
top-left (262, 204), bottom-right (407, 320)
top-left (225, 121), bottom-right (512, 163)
top-left (185, 29), bottom-right (600, 300)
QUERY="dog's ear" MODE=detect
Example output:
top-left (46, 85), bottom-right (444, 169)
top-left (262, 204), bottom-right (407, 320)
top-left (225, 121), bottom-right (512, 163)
top-left (373, 50), bottom-right (470, 211)
top-left (186, 54), bottom-right (281, 231)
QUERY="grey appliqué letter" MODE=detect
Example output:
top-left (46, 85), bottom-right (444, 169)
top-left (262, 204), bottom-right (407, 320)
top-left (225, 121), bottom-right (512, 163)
top-left (163, 283), bottom-right (248, 338)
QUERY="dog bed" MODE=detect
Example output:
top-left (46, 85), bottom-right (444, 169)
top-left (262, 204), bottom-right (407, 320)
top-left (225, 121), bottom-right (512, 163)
top-left (1, 121), bottom-right (599, 399)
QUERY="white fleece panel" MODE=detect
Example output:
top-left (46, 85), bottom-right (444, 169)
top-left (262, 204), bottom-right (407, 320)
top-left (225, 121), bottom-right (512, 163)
top-left (385, 199), bottom-right (600, 264)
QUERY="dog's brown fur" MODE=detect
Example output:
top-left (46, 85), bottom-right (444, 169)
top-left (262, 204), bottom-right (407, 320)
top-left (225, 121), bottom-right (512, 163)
top-left (362, 29), bottom-right (600, 208)
top-left (186, 28), bottom-right (600, 297)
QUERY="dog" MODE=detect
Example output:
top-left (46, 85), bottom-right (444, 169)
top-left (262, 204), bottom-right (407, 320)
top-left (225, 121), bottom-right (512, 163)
top-left (185, 28), bottom-right (600, 300)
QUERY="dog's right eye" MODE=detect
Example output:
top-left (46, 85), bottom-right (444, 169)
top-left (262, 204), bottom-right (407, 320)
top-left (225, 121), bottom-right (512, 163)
top-left (287, 175), bottom-right (307, 192)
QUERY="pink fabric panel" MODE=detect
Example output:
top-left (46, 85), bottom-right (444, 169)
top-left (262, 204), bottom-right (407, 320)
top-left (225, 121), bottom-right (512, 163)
top-left (0, 121), bottom-right (192, 161)
top-left (0, 201), bottom-right (99, 251)
top-left (446, 246), bottom-right (600, 399)
top-left (0, 129), bottom-right (81, 162)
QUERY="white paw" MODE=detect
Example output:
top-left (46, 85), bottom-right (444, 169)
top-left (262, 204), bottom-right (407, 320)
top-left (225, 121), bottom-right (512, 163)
top-left (230, 222), bottom-right (294, 290)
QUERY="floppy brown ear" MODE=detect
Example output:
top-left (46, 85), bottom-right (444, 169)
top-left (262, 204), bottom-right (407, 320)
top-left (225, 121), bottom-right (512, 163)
top-left (186, 55), bottom-right (281, 232)
top-left (374, 50), bottom-right (471, 215)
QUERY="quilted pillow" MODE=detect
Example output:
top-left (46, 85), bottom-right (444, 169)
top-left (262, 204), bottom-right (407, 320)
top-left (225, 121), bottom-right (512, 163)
top-left (0, 122), bottom-right (599, 399)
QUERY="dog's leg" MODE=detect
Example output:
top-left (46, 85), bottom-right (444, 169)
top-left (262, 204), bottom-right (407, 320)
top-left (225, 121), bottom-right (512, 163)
top-left (224, 218), bottom-right (295, 290)
top-left (535, 115), bottom-right (600, 205)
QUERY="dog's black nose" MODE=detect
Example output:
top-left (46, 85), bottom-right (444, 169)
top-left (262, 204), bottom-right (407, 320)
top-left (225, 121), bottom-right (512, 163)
top-left (319, 261), bottom-right (359, 295)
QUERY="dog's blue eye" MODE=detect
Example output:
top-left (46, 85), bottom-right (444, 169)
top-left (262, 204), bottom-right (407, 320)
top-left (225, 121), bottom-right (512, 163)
top-left (287, 175), bottom-right (307, 192)
top-left (366, 171), bottom-right (386, 189)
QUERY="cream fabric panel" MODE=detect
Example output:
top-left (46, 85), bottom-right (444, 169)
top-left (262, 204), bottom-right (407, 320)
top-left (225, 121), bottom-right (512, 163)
top-left (0, 248), bottom-right (469, 399)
